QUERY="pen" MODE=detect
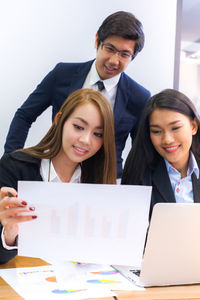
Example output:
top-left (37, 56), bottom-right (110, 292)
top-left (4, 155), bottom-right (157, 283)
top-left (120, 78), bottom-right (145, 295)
top-left (7, 191), bottom-right (13, 197)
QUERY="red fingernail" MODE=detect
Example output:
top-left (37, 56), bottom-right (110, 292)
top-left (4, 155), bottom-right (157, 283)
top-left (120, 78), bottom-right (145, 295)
top-left (32, 216), bottom-right (37, 219)
top-left (21, 201), bottom-right (27, 205)
top-left (29, 206), bottom-right (35, 211)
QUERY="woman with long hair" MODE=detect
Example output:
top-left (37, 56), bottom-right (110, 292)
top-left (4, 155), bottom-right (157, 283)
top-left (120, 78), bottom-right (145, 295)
top-left (122, 89), bottom-right (200, 217)
top-left (0, 88), bottom-right (116, 264)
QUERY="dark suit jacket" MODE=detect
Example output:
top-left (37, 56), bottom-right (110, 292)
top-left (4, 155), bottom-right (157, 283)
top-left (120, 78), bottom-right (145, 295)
top-left (142, 158), bottom-right (200, 218)
top-left (4, 60), bottom-right (150, 177)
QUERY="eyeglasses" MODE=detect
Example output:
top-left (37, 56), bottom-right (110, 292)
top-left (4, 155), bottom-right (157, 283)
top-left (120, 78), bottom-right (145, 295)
top-left (100, 42), bottom-right (134, 61)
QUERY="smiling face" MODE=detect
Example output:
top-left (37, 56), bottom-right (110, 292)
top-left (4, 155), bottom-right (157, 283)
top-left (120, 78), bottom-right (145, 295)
top-left (95, 35), bottom-right (135, 80)
top-left (149, 108), bottom-right (198, 176)
top-left (57, 102), bottom-right (103, 168)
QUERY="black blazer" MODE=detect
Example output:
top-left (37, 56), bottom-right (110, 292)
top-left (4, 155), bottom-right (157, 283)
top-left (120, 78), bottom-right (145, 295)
top-left (4, 60), bottom-right (150, 177)
top-left (142, 158), bottom-right (200, 218)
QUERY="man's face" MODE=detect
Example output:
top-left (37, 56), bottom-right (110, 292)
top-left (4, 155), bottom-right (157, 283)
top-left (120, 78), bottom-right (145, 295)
top-left (95, 34), bottom-right (135, 80)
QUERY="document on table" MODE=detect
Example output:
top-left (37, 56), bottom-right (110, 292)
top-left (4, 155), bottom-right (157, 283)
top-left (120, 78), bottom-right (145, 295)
top-left (18, 181), bottom-right (151, 266)
top-left (0, 265), bottom-right (116, 300)
top-left (0, 264), bottom-right (144, 300)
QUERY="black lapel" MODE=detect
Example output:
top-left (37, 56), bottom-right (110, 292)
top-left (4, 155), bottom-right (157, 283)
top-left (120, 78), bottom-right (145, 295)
top-left (152, 158), bottom-right (176, 203)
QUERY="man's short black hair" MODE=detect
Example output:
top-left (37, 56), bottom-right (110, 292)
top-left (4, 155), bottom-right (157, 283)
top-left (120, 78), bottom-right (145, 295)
top-left (97, 11), bottom-right (144, 59)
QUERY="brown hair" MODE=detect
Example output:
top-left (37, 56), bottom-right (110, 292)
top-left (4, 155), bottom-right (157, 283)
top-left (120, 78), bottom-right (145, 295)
top-left (97, 11), bottom-right (144, 59)
top-left (122, 89), bottom-right (200, 185)
top-left (20, 89), bottom-right (117, 184)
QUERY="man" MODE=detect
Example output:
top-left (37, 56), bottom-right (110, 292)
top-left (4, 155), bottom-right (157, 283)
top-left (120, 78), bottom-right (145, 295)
top-left (4, 11), bottom-right (150, 178)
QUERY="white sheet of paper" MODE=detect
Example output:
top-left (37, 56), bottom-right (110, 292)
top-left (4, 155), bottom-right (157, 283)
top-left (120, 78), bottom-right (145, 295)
top-left (0, 265), bottom-right (118, 300)
top-left (18, 181), bottom-right (151, 266)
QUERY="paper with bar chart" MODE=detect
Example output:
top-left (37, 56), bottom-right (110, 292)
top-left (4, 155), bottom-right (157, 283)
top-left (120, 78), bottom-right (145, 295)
top-left (18, 181), bottom-right (151, 266)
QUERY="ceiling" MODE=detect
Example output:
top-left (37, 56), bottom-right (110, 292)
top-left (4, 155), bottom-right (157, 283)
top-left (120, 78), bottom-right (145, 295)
top-left (181, 0), bottom-right (200, 56)
top-left (182, 0), bottom-right (200, 43)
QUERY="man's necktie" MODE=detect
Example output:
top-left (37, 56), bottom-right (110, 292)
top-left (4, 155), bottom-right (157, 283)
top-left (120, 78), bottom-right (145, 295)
top-left (96, 80), bottom-right (105, 92)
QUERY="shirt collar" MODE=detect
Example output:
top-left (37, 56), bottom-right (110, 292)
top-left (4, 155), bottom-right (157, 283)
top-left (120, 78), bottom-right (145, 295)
top-left (41, 159), bottom-right (81, 183)
top-left (89, 60), bottom-right (121, 92)
top-left (164, 151), bottom-right (199, 179)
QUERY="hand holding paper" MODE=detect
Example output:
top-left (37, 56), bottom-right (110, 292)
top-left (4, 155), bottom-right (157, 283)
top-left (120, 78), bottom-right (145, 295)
top-left (0, 187), bottom-right (36, 246)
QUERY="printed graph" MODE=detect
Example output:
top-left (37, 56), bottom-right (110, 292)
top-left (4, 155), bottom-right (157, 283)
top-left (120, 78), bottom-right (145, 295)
top-left (52, 289), bottom-right (87, 294)
top-left (87, 279), bottom-right (120, 284)
top-left (91, 270), bottom-right (119, 275)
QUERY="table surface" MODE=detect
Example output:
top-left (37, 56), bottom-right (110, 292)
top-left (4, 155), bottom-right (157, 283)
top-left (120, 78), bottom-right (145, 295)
top-left (1, 256), bottom-right (200, 300)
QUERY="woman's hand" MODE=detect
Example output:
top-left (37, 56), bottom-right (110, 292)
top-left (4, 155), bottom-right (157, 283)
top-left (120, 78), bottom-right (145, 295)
top-left (0, 187), bottom-right (37, 246)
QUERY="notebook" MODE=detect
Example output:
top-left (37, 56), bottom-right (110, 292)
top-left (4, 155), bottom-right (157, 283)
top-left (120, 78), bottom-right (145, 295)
top-left (113, 203), bottom-right (200, 287)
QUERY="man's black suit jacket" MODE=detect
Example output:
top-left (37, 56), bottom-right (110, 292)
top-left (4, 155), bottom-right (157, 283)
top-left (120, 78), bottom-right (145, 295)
top-left (4, 60), bottom-right (150, 177)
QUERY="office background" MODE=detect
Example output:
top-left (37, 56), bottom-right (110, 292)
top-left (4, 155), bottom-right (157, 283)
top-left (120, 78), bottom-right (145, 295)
top-left (0, 0), bottom-right (180, 158)
top-left (179, 0), bottom-right (200, 113)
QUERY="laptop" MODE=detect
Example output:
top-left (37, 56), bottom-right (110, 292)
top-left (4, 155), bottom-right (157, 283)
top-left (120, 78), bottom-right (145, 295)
top-left (113, 203), bottom-right (200, 287)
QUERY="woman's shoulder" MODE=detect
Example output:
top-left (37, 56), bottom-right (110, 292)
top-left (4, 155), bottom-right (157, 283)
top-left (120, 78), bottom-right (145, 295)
top-left (0, 152), bottom-right (42, 189)
top-left (0, 151), bottom-right (41, 166)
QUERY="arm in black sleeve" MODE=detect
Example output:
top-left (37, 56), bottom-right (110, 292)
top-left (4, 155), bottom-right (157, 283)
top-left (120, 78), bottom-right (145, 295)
top-left (4, 65), bottom-right (57, 153)
top-left (0, 153), bottom-right (43, 264)
top-left (0, 154), bottom-right (19, 264)
top-left (0, 224), bottom-right (17, 264)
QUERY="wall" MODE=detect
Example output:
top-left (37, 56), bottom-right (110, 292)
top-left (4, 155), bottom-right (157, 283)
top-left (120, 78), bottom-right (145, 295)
top-left (0, 0), bottom-right (179, 158)
top-left (179, 57), bottom-right (200, 113)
